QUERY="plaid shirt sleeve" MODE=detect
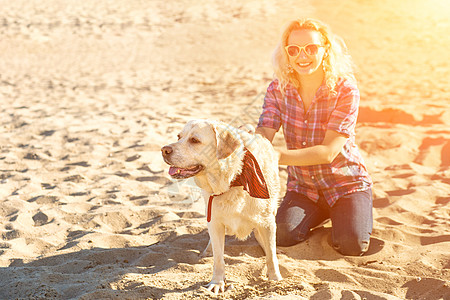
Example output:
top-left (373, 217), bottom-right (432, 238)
top-left (257, 81), bottom-right (282, 131)
top-left (327, 81), bottom-right (360, 138)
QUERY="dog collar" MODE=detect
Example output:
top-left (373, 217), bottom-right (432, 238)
top-left (207, 148), bottom-right (270, 222)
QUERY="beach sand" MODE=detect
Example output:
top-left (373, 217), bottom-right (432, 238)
top-left (0, 0), bottom-right (449, 299)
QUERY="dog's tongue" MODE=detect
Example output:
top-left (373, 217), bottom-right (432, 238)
top-left (169, 166), bottom-right (200, 177)
top-left (169, 166), bottom-right (180, 176)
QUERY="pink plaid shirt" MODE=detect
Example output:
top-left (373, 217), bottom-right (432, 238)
top-left (257, 78), bottom-right (372, 206)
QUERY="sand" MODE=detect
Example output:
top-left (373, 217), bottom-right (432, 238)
top-left (0, 0), bottom-right (449, 299)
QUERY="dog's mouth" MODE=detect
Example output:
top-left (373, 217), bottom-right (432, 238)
top-left (168, 165), bottom-right (204, 179)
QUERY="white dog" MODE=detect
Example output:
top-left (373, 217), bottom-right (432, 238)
top-left (161, 119), bottom-right (282, 293)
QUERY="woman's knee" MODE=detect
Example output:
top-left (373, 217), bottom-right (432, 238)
top-left (332, 232), bottom-right (370, 256)
top-left (276, 222), bottom-right (307, 247)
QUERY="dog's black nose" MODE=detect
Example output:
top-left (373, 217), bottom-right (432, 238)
top-left (161, 145), bottom-right (173, 156)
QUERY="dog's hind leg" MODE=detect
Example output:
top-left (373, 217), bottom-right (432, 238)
top-left (201, 239), bottom-right (212, 257)
top-left (253, 228), bottom-right (266, 255)
top-left (255, 223), bottom-right (282, 281)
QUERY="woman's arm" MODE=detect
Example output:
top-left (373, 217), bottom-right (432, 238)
top-left (278, 130), bottom-right (348, 166)
top-left (255, 126), bottom-right (277, 143)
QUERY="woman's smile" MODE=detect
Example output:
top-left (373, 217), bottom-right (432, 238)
top-left (297, 62), bottom-right (312, 68)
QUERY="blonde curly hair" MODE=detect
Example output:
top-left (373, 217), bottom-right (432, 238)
top-left (272, 18), bottom-right (356, 96)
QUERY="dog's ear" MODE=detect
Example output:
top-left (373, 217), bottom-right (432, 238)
top-left (211, 123), bottom-right (240, 159)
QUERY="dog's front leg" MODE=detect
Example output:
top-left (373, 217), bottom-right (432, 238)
top-left (205, 220), bottom-right (226, 294)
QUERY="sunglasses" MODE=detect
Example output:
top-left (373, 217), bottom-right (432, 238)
top-left (285, 44), bottom-right (323, 57)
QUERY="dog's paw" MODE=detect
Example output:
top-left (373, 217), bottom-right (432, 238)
top-left (204, 280), bottom-right (226, 294)
top-left (268, 272), bottom-right (283, 281)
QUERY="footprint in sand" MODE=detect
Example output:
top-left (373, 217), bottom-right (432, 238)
top-left (41, 183), bottom-right (56, 190)
top-left (69, 192), bottom-right (90, 197)
top-left (137, 164), bottom-right (163, 174)
top-left (39, 130), bottom-right (56, 137)
top-left (27, 195), bottom-right (59, 205)
top-left (0, 242), bottom-right (11, 255)
top-left (23, 153), bottom-right (40, 160)
top-left (66, 161), bottom-right (91, 167)
top-left (32, 211), bottom-right (49, 226)
top-left (125, 154), bottom-right (141, 162)
top-left (129, 196), bottom-right (147, 201)
top-left (64, 174), bottom-right (85, 183)
top-left (128, 195), bottom-right (149, 206)
top-left (1, 229), bottom-right (21, 241)
top-left (136, 175), bottom-right (170, 186)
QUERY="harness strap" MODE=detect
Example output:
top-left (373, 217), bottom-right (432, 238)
top-left (207, 195), bottom-right (215, 222)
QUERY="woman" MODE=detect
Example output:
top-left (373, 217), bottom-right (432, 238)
top-left (256, 18), bottom-right (373, 256)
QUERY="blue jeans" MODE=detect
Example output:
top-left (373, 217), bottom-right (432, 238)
top-left (276, 188), bottom-right (373, 256)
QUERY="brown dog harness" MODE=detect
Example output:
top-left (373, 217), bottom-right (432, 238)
top-left (207, 148), bottom-right (270, 222)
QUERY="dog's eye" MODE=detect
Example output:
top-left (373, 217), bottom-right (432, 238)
top-left (190, 137), bottom-right (201, 144)
top-left (177, 134), bottom-right (182, 140)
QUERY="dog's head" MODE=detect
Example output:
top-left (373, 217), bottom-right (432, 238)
top-left (161, 120), bottom-right (242, 180)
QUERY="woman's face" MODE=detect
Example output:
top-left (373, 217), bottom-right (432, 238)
top-left (287, 29), bottom-right (326, 76)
